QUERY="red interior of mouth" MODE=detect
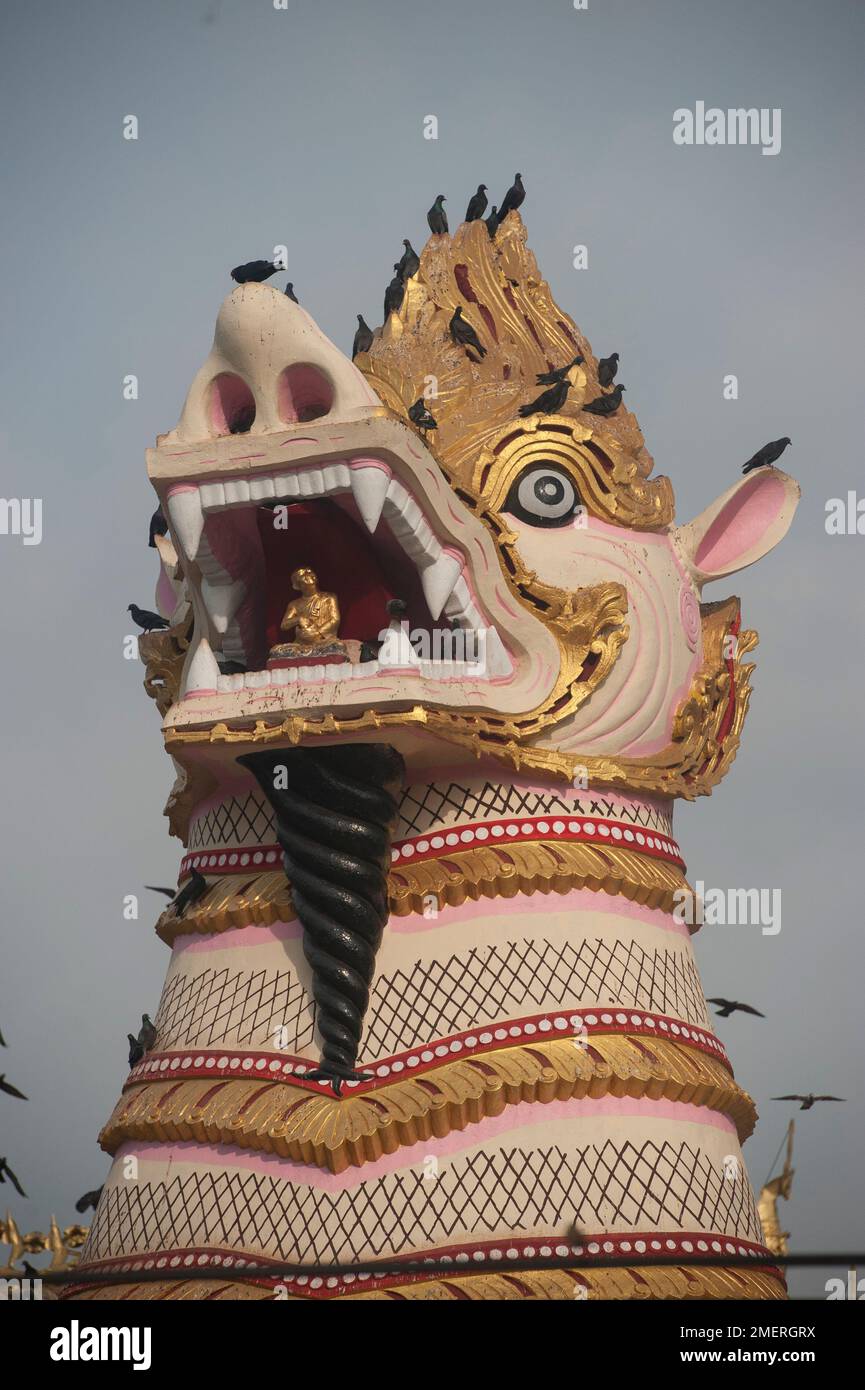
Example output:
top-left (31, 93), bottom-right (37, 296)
top-left (257, 498), bottom-right (435, 651)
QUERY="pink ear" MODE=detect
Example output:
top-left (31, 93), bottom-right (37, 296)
top-left (676, 469), bottom-right (800, 585)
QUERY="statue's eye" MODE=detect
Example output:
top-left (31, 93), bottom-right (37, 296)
top-left (505, 464), bottom-right (582, 527)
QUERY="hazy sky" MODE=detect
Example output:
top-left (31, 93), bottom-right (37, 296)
top-left (1, 0), bottom-right (862, 1299)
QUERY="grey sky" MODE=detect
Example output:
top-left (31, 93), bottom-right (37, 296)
top-left (1, 0), bottom-right (862, 1299)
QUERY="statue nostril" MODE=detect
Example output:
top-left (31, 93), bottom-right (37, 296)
top-left (209, 372), bottom-right (256, 435)
top-left (278, 364), bottom-right (334, 424)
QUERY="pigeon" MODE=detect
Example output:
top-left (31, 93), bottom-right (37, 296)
top-left (170, 867), bottom-right (209, 917)
top-left (449, 305), bottom-right (486, 359)
top-left (408, 398), bottom-right (438, 432)
top-left (127, 1034), bottom-right (144, 1068)
top-left (0, 1076), bottom-right (27, 1100)
top-left (284, 282), bottom-right (298, 303)
top-left (465, 184), bottom-right (488, 222)
top-left (128, 604), bottom-right (169, 632)
top-left (384, 266), bottom-right (404, 319)
top-left (519, 377), bottom-right (572, 418)
top-left (397, 240), bottom-right (420, 280)
top-left (138, 1014), bottom-right (158, 1052)
top-left (485, 205), bottom-right (501, 239)
top-left (773, 1094), bottom-right (846, 1112)
top-left (742, 437), bottom-right (792, 475)
top-left (230, 260), bottom-right (281, 285)
top-left (597, 352), bottom-right (619, 388)
top-left (427, 195), bottom-right (448, 235)
top-left (148, 508), bottom-right (167, 548)
top-left (707, 998), bottom-right (765, 1019)
top-left (75, 1186), bottom-right (104, 1214)
top-left (145, 885), bottom-right (176, 899)
top-left (536, 355), bottom-right (585, 385)
top-left (583, 383), bottom-right (626, 416)
top-left (0, 1158), bottom-right (27, 1199)
top-left (499, 173), bottom-right (525, 218)
top-left (352, 315), bottom-right (374, 359)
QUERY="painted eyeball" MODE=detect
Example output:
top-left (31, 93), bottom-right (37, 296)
top-left (504, 464), bottom-right (582, 527)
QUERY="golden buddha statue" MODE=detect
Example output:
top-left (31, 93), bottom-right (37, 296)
top-left (268, 567), bottom-right (352, 666)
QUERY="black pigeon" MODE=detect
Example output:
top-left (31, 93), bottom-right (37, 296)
top-left (230, 260), bottom-right (281, 285)
top-left (536, 355), bottom-right (585, 385)
top-left (0, 1158), bottom-right (27, 1199)
top-left (465, 184), bottom-right (488, 222)
top-left (397, 240), bottom-right (420, 280)
top-left (707, 998), bottom-right (765, 1019)
top-left (519, 378), bottom-right (572, 418)
top-left (138, 1014), bottom-right (158, 1052)
top-left (148, 508), bottom-right (167, 548)
top-left (499, 173), bottom-right (525, 218)
top-left (583, 383), bottom-right (626, 416)
top-left (386, 598), bottom-right (409, 620)
top-left (408, 398), bottom-right (438, 432)
top-left (284, 282), bottom-right (298, 303)
top-left (773, 1093), bottom-right (846, 1112)
top-left (449, 305), bottom-right (486, 359)
top-left (170, 867), bottom-right (209, 917)
top-left (127, 1033), bottom-right (144, 1068)
top-left (352, 315), bottom-right (374, 359)
top-left (742, 437), bottom-right (792, 475)
top-left (384, 266), bottom-right (405, 319)
top-left (75, 1186), bottom-right (104, 1214)
top-left (427, 195), bottom-right (448, 235)
top-left (597, 352), bottom-right (619, 388)
top-left (128, 604), bottom-right (169, 632)
top-left (0, 1076), bottom-right (27, 1100)
top-left (485, 205), bottom-right (501, 240)
top-left (145, 885), bottom-right (176, 899)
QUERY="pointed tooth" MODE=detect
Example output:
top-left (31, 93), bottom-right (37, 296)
top-left (185, 637), bottom-right (220, 693)
top-left (421, 552), bottom-right (463, 621)
top-left (167, 489), bottom-right (204, 561)
top-left (350, 465), bottom-right (390, 532)
top-left (484, 627), bottom-right (512, 677)
top-left (201, 577), bottom-right (245, 634)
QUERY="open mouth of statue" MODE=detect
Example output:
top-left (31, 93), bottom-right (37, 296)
top-left (167, 458), bottom-right (520, 708)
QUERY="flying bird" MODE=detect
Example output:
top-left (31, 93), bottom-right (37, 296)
top-left (384, 266), bottom-right (404, 319)
top-left (499, 173), bottom-right (525, 218)
top-left (449, 305), bottom-right (486, 359)
top-left (170, 867), bottom-right (209, 917)
top-left (0, 1157), bottom-right (27, 1198)
top-left (583, 383), bottom-right (626, 416)
top-left (352, 315), bottom-right (374, 358)
top-left (707, 998), bottom-right (765, 1019)
top-left (127, 604), bottom-right (169, 632)
top-left (0, 1076), bottom-right (27, 1100)
top-left (597, 352), bottom-right (620, 388)
top-left (427, 195), bottom-right (448, 235)
top-left (138, 1014), bottom-right (158, 1052)
top-left (536, 355), bottom-right (584, 385)
top-left (75, 1186), bottom-right (104, 1214)
top-left (773, 1094), bottom-right (846, 1111)
top-left (284, 282), bottom-right (298, 303)
top-left (145, 885), bottom-right (176, 899)
top-left (230, 260), bottom-right (281, 284)
top-left (742, 437), bottom-right (792, 474)
top-left (485, 205), bottom-right (501, 239)
top-left (465, 184), bottom-right (488, 222)
top-left (408, 398), bottom-right (438, 432)
top-left (148, 508), bottom-right (167, 548)
top-left (519, 377), bottom-right (572, 418)
top-left (397, 240), bottom-right (420, 280)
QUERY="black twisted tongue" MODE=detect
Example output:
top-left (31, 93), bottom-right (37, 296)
top-left (238, 744), bottom-right (405, 1095)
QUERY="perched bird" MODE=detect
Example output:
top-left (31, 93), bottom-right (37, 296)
top-left (0, 1157), bottom-right (27, 1198)
top-left (127, 1033), bottom-right (144, 1069)
top-left (465, 184), bottom-right (488, 222)
top-left (773, 1094), bottom-right (846, 1112)
top-left (707, 998), bottom-right (765, 1019)
top-left (0, 1076), bottom-right (27, 1100)
top-left (519, 377), bottom-right (572, 418)
top-left (397, 239), bottom-right (420, 280)
top-left (383, 266), bottom-right (404, 319)
top-left (742, 437), bottom-right (792, 474)
top-left (427, 195), bottom-right (448, 235)
top-left (170, 867), bottom-right (209, 917)
top-left (597, 351), bottom-right (620, 388)
top-left (499, 173), bottom-right (525, 218)
top-left (449, 305), bottom-right (486, 359)
top-left (127, 604), bottom-right (169, 632)
top-left (148, 507), bottom-right (167, 548)
top-left (408, 398), bottom-right (438, 432)
top-left (352, 315), bottom-right (374, 359)
top-left (583, 383), bottom-right (626, 416)
top-left (75, 1186), bottom-right (104, 1214)
top-left (138, 1014), bottom-right (158, 1052)
top-left (485, 205), bottom-right (501, 239)
top-left (536, 354), bottom-right (584, 385)
top-left (284, 282), bottom-right (298, 303)
top-left (144, 885), bottom-right (176, 899)
top-left (230, 260), bottom-right (281, 285)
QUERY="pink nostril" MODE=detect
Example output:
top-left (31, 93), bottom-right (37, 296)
top-left (209, 373), bottom-right (256, 435)
top-left (278, 364), bottom-right (334, 424)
